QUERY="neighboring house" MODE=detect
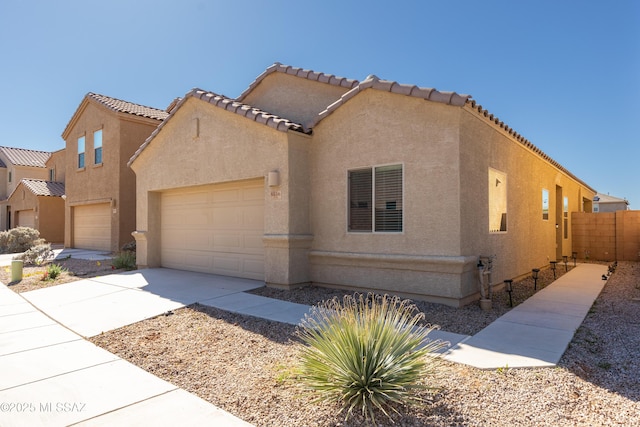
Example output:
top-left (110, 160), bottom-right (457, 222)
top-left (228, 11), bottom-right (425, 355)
top-left (61, 93), bottom-right (169, 252)
top-left (0, 146), bottom-right (51, 231)
top-left (593, 193), bottom-right (629, 212)
top-left (129, 63), bottom-right (596, 307)
top-left (7, 179), bottom-right (65, 243)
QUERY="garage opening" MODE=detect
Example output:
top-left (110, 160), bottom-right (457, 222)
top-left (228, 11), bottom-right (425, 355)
top-left (160, 179), bottom-right (265, 280)
top-left (73, 203), bottom-right (111, 251)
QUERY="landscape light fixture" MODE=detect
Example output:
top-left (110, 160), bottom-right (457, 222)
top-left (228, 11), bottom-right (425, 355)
top-left (572, 251), bottom-right (577, 267)
top-left (532, 268), bottom-right (540, 290)
top-left (504, 279), bottom-right (514, 307)
top-left (562, 255), bottom-right (568, 272)
top-left (550, 261), bottom-right (557, 279)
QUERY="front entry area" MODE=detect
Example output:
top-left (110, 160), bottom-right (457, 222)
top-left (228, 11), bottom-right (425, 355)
top-left (159, 179), bottom-right (265, 281)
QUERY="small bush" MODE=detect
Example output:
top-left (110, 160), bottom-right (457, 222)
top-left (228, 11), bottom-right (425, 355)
top-left (16, 243), bottom-right (54, 265)
top-left (121, 241), bottom-right (136, 252)
top-left (297, 293), bottom-right (447, 423)
top-left (0, 227), bottom-right (41, 253)
top-left (42, 263), bottom-right (67, 281)
top-left (112, 251), bottom-right (136, 270)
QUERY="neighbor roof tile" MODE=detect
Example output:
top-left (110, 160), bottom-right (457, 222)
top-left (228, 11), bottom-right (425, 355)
top-left (19, 179), bottom-right (65, 197)
top-left (0, 146), bottom-right (50, 168)
top-left (87, 93), bottom-right (170, 121)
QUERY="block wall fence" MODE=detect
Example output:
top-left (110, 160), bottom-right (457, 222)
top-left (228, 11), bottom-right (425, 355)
top-left (572, 211), bottom-right (640, 262)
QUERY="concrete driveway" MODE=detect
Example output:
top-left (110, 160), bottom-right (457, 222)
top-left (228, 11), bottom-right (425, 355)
top-left (0, 268), bottom-right (260, 426)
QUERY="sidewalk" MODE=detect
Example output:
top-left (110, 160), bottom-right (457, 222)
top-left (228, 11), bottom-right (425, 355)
top-left (444, 263), bottom-right (609, 368)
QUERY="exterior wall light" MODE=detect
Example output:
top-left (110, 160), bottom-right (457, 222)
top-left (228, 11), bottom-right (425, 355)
top-left (268, 170), bottom-right (280, 187)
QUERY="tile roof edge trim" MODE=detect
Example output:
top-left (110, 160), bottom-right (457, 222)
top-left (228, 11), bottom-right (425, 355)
top-left (236, 62), bottom-right (359, 102)
top-left (306, 75), bottom-right (471, 129)
top-left (128, 88), bottom-right (309, 167)
top-left (62, 92), bottom-right (168, 140)
top-left (8, 179), bottom-right (66, 199)
top-left (464, 100), bottom-right (596, 193)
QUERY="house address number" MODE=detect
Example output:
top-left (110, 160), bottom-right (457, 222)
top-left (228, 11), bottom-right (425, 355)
top-left (270, 190), bottom-right (282, 200)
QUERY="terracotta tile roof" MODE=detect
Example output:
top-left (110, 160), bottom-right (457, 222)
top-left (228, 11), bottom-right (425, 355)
top-left (307, 74), bottom-right (471, 128)
top-left (0, 146), bottom-right (51, 168)
top-left (87, 93), bottom-right (170, 121)
top-left (128, 88), bottom-right (310, 167)
top-left (18, 179), bottom-right (65, 197)
top-left (237, 62), bottom-right (359, 102)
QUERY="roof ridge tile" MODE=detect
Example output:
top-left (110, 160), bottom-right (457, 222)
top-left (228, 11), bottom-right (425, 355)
top-left (237, 62), bottom-right (359, 101)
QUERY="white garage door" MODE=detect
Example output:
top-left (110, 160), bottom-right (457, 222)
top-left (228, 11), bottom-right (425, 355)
top-left (160, 179), bottom-right (265, 280)
top-left (17, 210), bottom-right (35, 228)
top-left (73, 203), bottom-right (111, 251)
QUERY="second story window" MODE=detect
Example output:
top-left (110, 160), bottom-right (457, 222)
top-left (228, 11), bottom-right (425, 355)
top-left (78, 136), bottom-right (85, 169)
top-left (94, 129), bottom-right (103, 165)
top-left (8, 171), bottom-right (11, 183)
top-left (49, 168), bottom-right (55, 181)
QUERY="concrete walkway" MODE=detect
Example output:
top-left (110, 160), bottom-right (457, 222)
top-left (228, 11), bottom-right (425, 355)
top-left (444, 263), bottom-right (609, 368)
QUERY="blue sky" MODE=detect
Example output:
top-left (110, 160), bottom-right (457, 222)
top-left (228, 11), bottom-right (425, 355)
top-left (1, 0), bottom-right (638, 208)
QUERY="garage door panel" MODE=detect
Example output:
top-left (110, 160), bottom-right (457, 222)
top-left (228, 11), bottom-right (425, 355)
top-left (17, 210), bottom-right (35, 228)
top-left (73, 204), bottom-right (110, 251)
top-left (160, 179), bottom-right (264, 280)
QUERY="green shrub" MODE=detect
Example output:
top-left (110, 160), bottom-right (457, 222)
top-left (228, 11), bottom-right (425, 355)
top-left (112, 251), bottom-right (136, 270)
top-left (297, 293), bottom-right (447, 423)
top-left (16, 243), bottom-right (54, 265)
top-left (0, 227), bottom-right (42, 253)
top-left (43, 263), bottom-right (67, 281)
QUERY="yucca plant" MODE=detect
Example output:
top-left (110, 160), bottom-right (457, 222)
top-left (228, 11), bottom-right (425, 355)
top-left (297, 293), bottom-right (447, 423)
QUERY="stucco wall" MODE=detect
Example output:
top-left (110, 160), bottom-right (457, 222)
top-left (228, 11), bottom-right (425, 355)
top-left (36, 196), bottom-right (65, 243)
top-left (241, 72), bottom-right (350, 126)
top-left (458, 105), bottom-right (596, 289)
top-left (131, 97), bottom-right (312, 285)
top-left (308, 89), bottom-right (473, 305)
top-left (46, 149), bottom-right (66, 183)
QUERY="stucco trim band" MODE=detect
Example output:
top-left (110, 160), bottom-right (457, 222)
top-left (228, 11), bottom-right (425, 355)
top-left (309, 250), bottom-right (476, 274)
top-left (262, 234), bottom-right (313, 249)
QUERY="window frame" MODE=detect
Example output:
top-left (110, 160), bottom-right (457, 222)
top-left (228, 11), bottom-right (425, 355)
top-left (488, 167), bottom-right (508, 233)
top-left (542, 188), bottom-right (549, 220)
top-left (563, 196), bottom-right (569, 239)
top-left (77, 135), bottom-right (86, 169)
top-left (93, 129), bottom-right (103, 165)
top-left (347, 163), bottom-right (404, 234)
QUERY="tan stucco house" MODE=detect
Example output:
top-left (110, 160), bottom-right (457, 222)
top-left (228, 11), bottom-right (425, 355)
top-left (129, 63), bottom-right (596, 306)
top-left (0, 146), bottom-right (52, 230)
top-left (7, 179), bottom-right (65, 243)
top-left (62, 93), bottom-right (169, 252)
top-left (593, 193), bottom-right (629, 212)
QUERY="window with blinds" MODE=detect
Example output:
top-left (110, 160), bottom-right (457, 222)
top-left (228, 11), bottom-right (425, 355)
top-left (349, 164), bottom-right (403, 232)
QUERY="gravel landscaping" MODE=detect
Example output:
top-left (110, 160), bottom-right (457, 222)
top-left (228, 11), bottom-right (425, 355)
top-left (87, 261), bottom-right (639, 426)
top-left (7, 259), bottom-right (639, 425)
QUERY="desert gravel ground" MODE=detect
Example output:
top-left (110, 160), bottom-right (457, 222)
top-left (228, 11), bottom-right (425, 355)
top-left (7, 259), bottom-right (639, 426)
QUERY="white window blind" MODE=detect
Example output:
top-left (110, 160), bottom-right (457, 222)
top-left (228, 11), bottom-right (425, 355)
top-left (349, 164), bottom-right (403, 232)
